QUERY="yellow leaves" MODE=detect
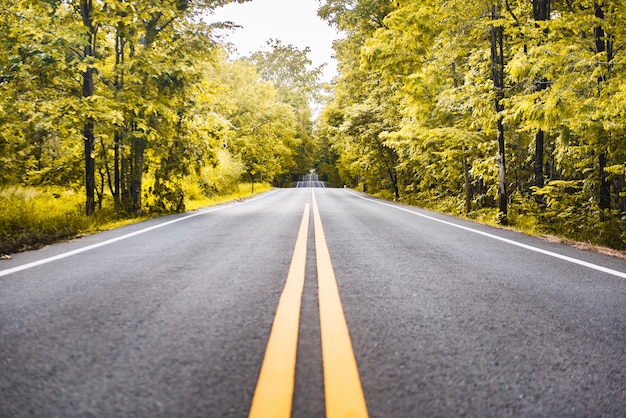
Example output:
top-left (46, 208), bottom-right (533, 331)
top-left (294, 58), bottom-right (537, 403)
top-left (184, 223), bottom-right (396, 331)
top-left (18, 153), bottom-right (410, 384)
top-left (507, 54), bottom-right (532, 83)
top-left (362, 1), bottom-right (438, 77)
top-left (209, 58), bottom-right (303, 182)
top-left (605, 164), bottom-right (626, 177)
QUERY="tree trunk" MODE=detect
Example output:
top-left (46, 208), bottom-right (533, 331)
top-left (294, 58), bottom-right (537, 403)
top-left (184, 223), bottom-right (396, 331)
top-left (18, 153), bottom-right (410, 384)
top-left (126, 17), bottom-right (170, 215)
top-left (121, 153), bottom-right (129, 209)
top-left (80, 0), bottom-right (95, 216)
top-left (114, 132), bottom-right (121, 206)
top-left (533, 0), bottom-right (550, 21)
top-left (490, 4), bottom-right (507, 219)
top-left (130, 138), bottom-right (145, 214)
top-left (620, 174), bottom-right (626, 212)
top-left (84, 117), bottom-right (95, 216)
top-left (534, 130), bottom-right (545, 188)
top-left (594, 2), bottom-right (611, 210)
top-left (113, 27), bottom-right (125, 208)
top-left (99, 136), bottom-right (114, 199)
top-left (496, 117), bottom-right (507, 217)
top-left (387, 168), bottom-right (399, 200)
top-left (599, 152), bottom-right (610, 210)
top-left (594, 3), bottom-right (606, 73)
top-left (463, 156), bottom-right (471, 214)
top-left (532, 0), bottom-right (550, 195)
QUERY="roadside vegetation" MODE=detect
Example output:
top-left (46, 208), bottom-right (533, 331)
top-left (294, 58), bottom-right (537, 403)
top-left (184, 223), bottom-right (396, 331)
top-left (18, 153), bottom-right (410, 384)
top-left (3, 0), bottom-right (626, 255)
top-left (0, 182), bottom-right (272, 256)
top-left (0, 1), bottom-right (320, 255)
top-left (315, 0), bottom-right (626, 250)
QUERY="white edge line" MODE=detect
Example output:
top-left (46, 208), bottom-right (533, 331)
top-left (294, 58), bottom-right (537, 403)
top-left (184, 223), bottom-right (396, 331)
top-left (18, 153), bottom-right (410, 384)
top-left (0, 189), bottom-right (280, 278)
top-left (346, 190), bottom-right (626, 280)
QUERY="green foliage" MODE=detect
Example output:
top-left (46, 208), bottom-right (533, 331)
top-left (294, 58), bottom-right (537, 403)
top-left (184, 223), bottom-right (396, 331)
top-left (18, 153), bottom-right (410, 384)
top-left (244, 40), bottom-right (325, 182)
top-left (317, 0), bottom-right (626, 249)
top-left (0, 186), bottom-right (95, 254)
top-left (195, 150), bottom-right (245, 198)
top-left (5, 0), bottom-right (626, 251)
top-left (316, 0), bottom-right (403, 197)
top-left (0, 0), bottom-right (309, 221)
top-left (0, 180), bottom-right (272, 255)
top-left (246, 39), bottom-right (324, 108)
top-left (0, 0), bottom-right (324, 252)
top-left (210, 59), bottom-right (301, 184)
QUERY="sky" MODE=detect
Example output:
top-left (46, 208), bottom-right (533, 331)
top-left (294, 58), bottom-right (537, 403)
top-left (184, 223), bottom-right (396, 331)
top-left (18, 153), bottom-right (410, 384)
top-left (208, 0), bottom-right (340, 81)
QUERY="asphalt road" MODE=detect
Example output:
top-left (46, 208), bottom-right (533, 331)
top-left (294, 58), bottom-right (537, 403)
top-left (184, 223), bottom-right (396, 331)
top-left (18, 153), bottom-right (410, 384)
top-left (1, 188), bottom-right (625, 417)
top-left (296, 172), bottom-right (325, 188)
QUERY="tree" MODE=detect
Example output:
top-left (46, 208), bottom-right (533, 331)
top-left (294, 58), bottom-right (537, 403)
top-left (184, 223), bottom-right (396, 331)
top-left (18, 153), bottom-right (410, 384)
top-left (532, 0), bottom-right (551, 192)
top-left (490, 0), bottom-right (508, 218)
top-left (318, 0), bottom-right (626, 247)
top-left (246, 40), bottom-right (324, 181)
top-left (79, 0), bottom-right (97, 215)
top-left (317, 0), bottom-right (401, 196)
top-left (212, 60), bottom-right (299, 184)
top-left (0, 0), bottom-right (253, 216)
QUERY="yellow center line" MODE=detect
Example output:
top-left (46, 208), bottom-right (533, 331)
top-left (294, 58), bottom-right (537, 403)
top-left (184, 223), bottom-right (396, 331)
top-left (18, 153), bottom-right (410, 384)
top-left (312, 190), bottom-right (369, 418)
top-left (250, 191), bottom-right (368, 417)
top-left (249, 199), bottom-right (311, 418)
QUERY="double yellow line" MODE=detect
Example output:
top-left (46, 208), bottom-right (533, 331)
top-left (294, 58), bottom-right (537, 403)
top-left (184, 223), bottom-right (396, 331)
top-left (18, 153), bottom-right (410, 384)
top-left (249, 190), bottom-right (368, 418)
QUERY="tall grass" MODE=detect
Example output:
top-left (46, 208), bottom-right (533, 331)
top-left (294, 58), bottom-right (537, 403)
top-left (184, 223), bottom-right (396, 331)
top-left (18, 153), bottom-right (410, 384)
top-left (0, 182), bottom-right (273, 255)
top-left (0, 186), bottom-right (96, 254)
top-left (185, 182), bottom-right (273, 211)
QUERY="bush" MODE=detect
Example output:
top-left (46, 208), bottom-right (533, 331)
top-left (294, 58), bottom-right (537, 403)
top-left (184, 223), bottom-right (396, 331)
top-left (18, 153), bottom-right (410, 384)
top-left (0, 178), bottom-right (274, 255)
top-left (0, 186), bottom-right (93, 254)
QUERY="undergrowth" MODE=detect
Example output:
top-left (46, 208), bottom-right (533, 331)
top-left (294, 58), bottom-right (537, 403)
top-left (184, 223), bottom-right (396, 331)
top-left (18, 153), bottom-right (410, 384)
top-left (397, 189), bottom-right (626, 251)
top-left (0, 182), bottom-right (272, 255)
top-left (0, 186), bottom-right (93, 255)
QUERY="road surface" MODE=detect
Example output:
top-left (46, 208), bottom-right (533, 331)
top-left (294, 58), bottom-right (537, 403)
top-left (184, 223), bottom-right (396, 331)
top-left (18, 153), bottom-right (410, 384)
top-left (296, 172), bottom-right (325, 188)
top-left (1, 188), bottom-right (625, 417)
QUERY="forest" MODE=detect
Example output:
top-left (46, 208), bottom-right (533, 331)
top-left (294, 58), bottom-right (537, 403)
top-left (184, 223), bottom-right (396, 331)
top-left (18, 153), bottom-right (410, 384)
top-left (316, 0), bottom-right (626, 250)
top-left (1, 0), bottom-right (626, 253)
top-left (0, 0), bottom-right (323, 253)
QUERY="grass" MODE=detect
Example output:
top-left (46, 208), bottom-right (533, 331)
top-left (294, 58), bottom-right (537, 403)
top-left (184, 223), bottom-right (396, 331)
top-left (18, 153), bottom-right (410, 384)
top-left (0, 182), bottom-right (273, 256)
top-left (0, 186), bottom-right (91, 255)
top-left (394, 190), bottom-right (626, 256)
top-left (184, 182), bottom-right (273, 211)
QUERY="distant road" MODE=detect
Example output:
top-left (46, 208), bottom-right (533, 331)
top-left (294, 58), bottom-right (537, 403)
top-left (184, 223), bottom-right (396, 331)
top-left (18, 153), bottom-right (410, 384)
top-left (1, 188), bottom-right (625, 417)
top-left (296, 172), bottom-right (325, 188)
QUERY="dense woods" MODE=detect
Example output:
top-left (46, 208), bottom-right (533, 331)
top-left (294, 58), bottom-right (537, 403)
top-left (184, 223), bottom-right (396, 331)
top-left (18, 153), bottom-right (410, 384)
top-left (0, 0), bottom-right (325, 253)
top-left (1, 0), bottom-right (626, 252)
top-left (316, 0), bottom-right (626, 249)
top-left (0, 0), bottom-right (320, 215)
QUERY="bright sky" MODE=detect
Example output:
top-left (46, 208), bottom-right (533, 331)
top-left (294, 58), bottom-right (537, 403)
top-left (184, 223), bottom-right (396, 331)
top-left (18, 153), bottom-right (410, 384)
top-left (209, 0), bottom-right (339, 81)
